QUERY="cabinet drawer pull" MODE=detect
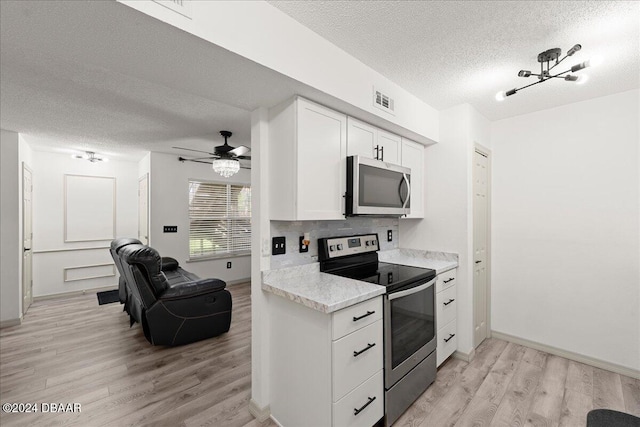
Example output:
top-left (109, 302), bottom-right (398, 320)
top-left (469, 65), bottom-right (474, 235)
top-left (443, 278), bottom-right (454, 283)
top-left (443, 299), bottom-right (455, 306)
top-left (475, 260), bottom-right (481, 264)
top-left (353, 343), bottom-right (376, 357)
top-left (353, 310), bottom-right (375, 322)
top-left (444, 333), bottom-right (456, 343)
top-left (354, 396), bottom-right (376, 416)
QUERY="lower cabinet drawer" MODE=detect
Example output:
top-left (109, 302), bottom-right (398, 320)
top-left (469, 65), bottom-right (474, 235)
top-left (332, 320), bottom-right (383, 402)
top-left (333, 370), bottom-right (383, 427)
top-left (436, 284), bottom-right (457, 328)
top-left (437, 319), bottom-right (457, 367)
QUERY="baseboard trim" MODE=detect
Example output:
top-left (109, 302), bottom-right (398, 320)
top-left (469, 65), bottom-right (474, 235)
top-left (491, 330), bottom-right (640, 380)
top-left (0, 317), bottom-right (22, 329)
top-left (227, 278), bottom-right (251, 286)
top-left (34, 285), bottom-right (117, 302)
top-left (453, 348), bottom-right (476, 363)
top-left (248, 399), bottom-right (270, 422)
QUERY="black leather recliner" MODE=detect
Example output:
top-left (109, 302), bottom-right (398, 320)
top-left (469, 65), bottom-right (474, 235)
top-left (109, 238), bottom-right (142, 306)
top-left (118, 244), bottom-right (232, 346)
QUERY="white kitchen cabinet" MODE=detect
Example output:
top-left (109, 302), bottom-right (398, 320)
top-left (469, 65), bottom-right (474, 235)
top-left (436, 268), bottom-right (457, 366)
top-left (401, 137), bottom-right (425, 219)
top-left (270, 295), bottom-right (384, 427)
top-left (347, 117), bottom-right (400, 164)
top-left (269, 97), bottom-right (347, 220)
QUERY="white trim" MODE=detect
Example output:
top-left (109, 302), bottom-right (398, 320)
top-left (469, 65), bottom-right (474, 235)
top-left (491, 330), bottom-right (640, 380)
top-left (33, 246), bottom-right (109, 254)
top-left (63, 263), bottom-right (116, 282)
top-left (248, 399), bottom-right (271, 423)
top-left (0, 317), bottom-right (22, 329)
top-left (33, 285), bottom-right (117, 302)
top-left (453, 348), bottom-right (476, 363)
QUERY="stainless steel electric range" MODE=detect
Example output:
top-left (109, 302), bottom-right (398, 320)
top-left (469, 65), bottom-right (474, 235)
top-left (319, 233), bottom-right (437, 426)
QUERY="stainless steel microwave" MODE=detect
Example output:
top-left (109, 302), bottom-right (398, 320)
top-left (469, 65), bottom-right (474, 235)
top-left (345, 155), bottom-right (411, 217)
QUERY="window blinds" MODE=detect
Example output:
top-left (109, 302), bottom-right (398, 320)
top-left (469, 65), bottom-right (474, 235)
top-left (189, 181), bottom-right (251, 259)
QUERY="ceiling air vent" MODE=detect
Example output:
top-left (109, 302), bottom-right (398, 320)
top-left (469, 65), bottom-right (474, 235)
top-left (373, 87), bottom-right (395, 115)
top-left (152, 0), bottom-right (192, 19)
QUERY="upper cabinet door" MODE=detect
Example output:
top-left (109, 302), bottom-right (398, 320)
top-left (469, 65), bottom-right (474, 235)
top-left (297, 98), bottom-right (347, 220)
top-left (377, 130), bottom-right (401, 165)
top-left (401, 138), bottom-right (424, 219)
top-left (347, 117), bottom-right (377, 159)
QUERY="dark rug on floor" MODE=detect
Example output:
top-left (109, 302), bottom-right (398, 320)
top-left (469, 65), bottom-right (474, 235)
top-left (587, 409), bottom-right (640, 427)
top-left (97, 290), bottom-right (120, 305)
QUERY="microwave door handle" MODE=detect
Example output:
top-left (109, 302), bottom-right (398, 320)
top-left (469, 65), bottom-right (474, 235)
top-left (388, 278), bottom-right (436, 300)
top-left (402, 173), bottom-right (411, 209)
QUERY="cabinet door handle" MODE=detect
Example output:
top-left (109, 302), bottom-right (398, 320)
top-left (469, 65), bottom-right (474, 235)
top-left (380, 145), bottom-right (384, 161)
top-left (353, 343), bottom-right (376, 357)
top-left (374, 145), bottom-right (379, 160)
top-left (354, 396), bottom-right (376, 416)
top-left (353, 310), bottom-right (375, 322)
top-left (443, 278), bottom-right (454, 283)
top-left (475, 260), bottom-right (481, 264)
top-left (443, 299), bottom-right (455, 306)
top-left (444, 333), bottom-right (456, 343)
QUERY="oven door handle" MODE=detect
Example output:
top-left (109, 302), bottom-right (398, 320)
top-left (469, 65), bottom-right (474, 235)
top-left (388, 278), bottom-right (435, 300)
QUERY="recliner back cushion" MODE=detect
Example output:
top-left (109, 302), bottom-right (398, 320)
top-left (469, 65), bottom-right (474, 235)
top-left (120, 244), bottom-right (170, 297)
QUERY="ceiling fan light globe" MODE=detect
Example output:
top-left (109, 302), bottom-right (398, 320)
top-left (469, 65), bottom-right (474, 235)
top-left (212, 158), bottom-right (240, 178)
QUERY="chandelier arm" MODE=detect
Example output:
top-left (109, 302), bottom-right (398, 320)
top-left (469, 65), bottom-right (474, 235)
top-left (549, 54), bottom-right (569, 71)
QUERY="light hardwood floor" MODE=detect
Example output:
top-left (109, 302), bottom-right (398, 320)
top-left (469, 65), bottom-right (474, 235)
top-left (1, 283), bottom-right (638, 426)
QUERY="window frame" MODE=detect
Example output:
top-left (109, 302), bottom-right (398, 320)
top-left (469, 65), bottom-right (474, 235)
top-left (188, 179), bottom-right (251, 261)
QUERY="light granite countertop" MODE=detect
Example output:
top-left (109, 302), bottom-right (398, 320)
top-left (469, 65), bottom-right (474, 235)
top-left (262, 263), bottom-right (384, 313)
top-left (262, 248), bottom-right (458, 314)
top-left (379, 248), bottom-right (458, 274)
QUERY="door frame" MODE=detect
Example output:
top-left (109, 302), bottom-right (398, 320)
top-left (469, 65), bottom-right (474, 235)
top-left (138, 173), bottom-right (149, 245)
top-left (22, 163), bottom-right (33, 315)
top-left (473, 143), bottom-right (492, 347)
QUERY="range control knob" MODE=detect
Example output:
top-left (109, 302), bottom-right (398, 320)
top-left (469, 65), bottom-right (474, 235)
top-left (337, 244), bottom-right (343, 250)
top-left (329, 245), bottom-right (335, 251)
top-left (365, 241), bottom-right (370, 246)
top-left (371, 240), bottom-right (377, 246)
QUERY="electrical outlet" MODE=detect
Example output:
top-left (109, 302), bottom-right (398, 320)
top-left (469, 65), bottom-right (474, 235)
top-left (163, 226), bottom-right (178, 233)
top-left (387, 229), bottom-right (393, 242)
top-left (299, 236), bottom-right (309, 253)
top-left (227, 262), bottom-right (232, 269)
top-left (272, 236), bottom-right (286, 255)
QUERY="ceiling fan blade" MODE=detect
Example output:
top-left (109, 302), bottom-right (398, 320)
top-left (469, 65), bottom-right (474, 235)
top-left (229, 145), bottom-right (250, 157)
top-left (172, 146), bottom-right (216, 155)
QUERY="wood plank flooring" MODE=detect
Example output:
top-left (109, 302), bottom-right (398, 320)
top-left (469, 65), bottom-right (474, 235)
top-left (1, 283), bottom-right (638, 426)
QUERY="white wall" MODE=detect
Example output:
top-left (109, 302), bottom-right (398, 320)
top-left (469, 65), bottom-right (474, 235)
top-left (119, 0), bottom-right (439, 144)
top-left (148, 152), bottom-right (251, 283)
top-left (0, 130), bottom-right (21, 323)
top-left (31, 150), bottom-right (138, 297)
top-left (400, 104), bottom-right (490, 357)
top-left (491, 89), bottom-right (640, 371)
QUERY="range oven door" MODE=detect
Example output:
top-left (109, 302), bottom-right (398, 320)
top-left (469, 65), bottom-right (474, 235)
top-left (384, 278), bottom-right (436, 387)
top-left (346, 155), bottom-right (411, 216)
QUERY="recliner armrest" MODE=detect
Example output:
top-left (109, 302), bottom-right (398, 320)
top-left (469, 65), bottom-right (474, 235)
top-left (160, 278), bottom-right (227, 300)
top-left (161, 257), bottom-right (179, 271)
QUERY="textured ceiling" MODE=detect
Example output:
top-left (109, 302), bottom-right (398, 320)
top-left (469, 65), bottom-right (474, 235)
top-left (269, 1), bottom-right (640, 120)
top-left (0, 0), bottom-right (302, 160)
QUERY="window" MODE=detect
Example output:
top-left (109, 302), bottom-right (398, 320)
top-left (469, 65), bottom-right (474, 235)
top-left (188, 180), bottom-right (251, 259)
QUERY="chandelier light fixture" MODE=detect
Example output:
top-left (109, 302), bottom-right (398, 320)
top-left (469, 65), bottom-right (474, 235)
top-left (496, 44), bottom-right (600, 101)
top-left (212, 158), bottom-right (240, 178)
top-left (71, 151), bottom-right (108, 162)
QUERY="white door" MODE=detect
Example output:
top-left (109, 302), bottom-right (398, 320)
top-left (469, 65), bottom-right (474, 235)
top-left (473, 149), bottom-right (489, 346)
top-left (138, 174), bottom-right (149, 245)
top-left (346, 117), bottom-right (376, 159)
top-left (22, 164), bottom-right (33, 314)
top-left (377, 129), bottom-right (401, 164)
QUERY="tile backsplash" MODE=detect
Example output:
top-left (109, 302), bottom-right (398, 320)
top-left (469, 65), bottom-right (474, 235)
top-left (270, 218), bottom-right (399, 269)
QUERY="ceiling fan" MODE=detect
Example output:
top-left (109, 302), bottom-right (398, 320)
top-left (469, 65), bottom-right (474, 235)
top-left (175, 130), bottom-right (251, 177)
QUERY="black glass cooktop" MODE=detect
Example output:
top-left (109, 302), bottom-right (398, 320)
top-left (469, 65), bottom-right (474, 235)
top-left (326, 262), bottom-right (436, 293)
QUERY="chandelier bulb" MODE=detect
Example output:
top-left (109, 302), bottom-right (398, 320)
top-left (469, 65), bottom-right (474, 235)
top-left (495, 91), bottom-right (506, 102)
top-left (576, 74), bottom-right (589, 85)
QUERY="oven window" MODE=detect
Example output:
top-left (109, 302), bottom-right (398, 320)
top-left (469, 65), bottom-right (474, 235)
top-left (358, 165), bottom-right (410, 208)
top-left (390, 285), bottom-right (435, 369)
